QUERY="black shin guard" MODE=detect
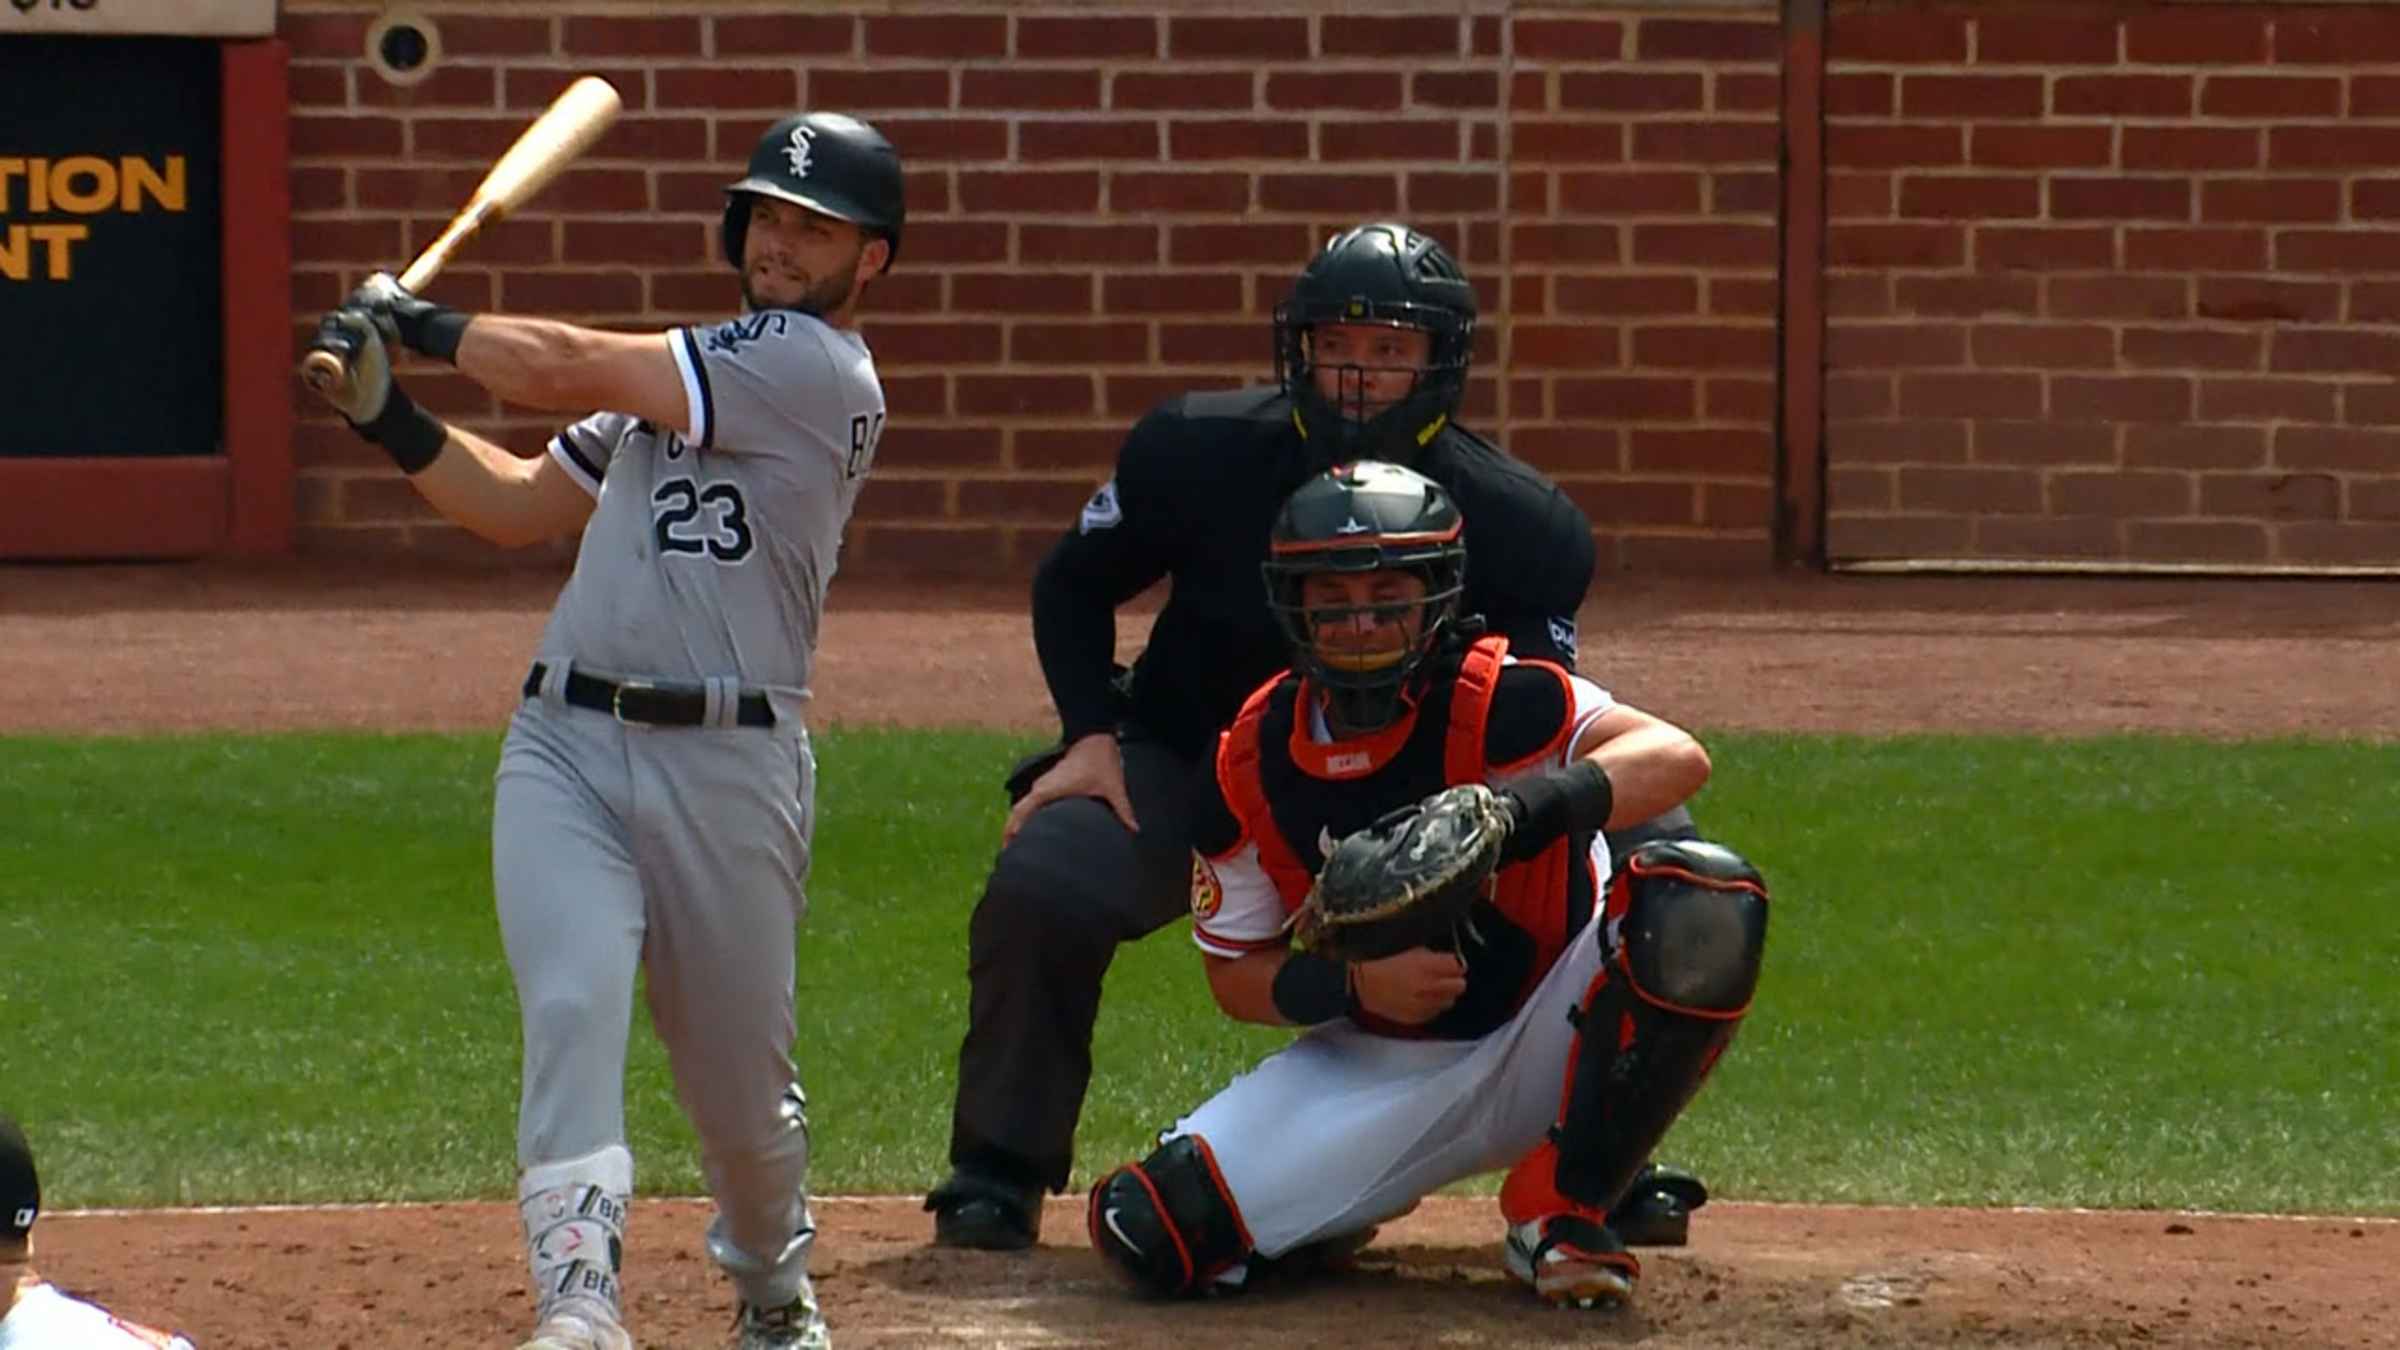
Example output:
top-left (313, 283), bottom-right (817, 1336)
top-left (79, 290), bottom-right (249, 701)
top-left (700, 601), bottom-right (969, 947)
top-left (1086, 1135), bottom-right (1251, 1298)
top-left (1554, 840), bottom-right (1769, 1210)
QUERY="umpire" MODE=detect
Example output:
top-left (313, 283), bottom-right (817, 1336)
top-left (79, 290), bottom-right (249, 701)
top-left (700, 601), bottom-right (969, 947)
top-left (926, 223), bottom-right (1702, 1250)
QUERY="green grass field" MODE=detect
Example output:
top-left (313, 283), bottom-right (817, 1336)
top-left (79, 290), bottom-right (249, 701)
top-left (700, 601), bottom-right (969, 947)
top-left (4, 730), bottom-right (2395, 1216)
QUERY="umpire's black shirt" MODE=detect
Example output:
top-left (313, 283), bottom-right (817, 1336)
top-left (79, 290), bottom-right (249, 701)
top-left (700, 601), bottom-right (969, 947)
top-left (1032, 386), bottom-right (1597, 763)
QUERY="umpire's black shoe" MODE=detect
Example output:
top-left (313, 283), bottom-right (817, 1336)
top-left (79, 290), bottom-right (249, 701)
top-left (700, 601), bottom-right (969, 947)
top-left (926, 1169), bottom-right (1041, 1250)
top-left (1606, 1163), bottom-right (1709, 1247)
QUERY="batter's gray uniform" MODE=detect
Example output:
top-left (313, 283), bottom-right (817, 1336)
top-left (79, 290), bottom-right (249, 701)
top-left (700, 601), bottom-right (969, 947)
top-left (494, 309), bottom-right (884, 1322)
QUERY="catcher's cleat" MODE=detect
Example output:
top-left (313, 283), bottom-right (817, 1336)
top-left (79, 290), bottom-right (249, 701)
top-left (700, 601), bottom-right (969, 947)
top-left (1607, 1162), bottom-right (1710, 1247)
top-left (1504, 1213), bottom-right (1639, 1309)
top-left (726, 1276), bottom-right (831, 1350)
top-left (517, 1298), bottom-right (634, 1350)
top-left (926, 1168), bottom-right (1040, 1251)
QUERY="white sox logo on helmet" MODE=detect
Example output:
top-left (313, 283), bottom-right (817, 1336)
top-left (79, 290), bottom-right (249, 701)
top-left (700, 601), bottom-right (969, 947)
top-left (783, 124), bottom-right (818, 178)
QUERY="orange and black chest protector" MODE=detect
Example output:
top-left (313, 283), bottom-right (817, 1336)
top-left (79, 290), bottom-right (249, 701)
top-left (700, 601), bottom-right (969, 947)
top-left (1218, 636), bottom-right (1600, 1040)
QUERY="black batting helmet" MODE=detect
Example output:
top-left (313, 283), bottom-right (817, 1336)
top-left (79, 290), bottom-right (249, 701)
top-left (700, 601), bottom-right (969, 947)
top-left (1262, 460), bottom-right (1468, 732)
top-left (1274, 223), bottom-right (1478, 468)
top-left (722, 112), bottom-right (906, 273)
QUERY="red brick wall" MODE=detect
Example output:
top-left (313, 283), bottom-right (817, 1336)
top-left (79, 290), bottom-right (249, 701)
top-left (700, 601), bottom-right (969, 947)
top-left (1514, 8), bottom-right (1784, 572)
top-left (279, 2), bottom-right (1783, 575)
top-left (1825, 4), bottom-right (2400, 569)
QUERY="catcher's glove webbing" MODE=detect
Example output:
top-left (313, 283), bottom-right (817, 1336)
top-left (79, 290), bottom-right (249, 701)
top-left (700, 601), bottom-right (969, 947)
top-left (1297, 784), bottom-right (1512, 961)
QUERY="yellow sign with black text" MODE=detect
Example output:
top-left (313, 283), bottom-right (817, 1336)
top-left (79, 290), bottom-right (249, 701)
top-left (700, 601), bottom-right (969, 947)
top-left (0, 154), bottom-right (188, 280)
top-left (0, 36), bottom-right (221, 457)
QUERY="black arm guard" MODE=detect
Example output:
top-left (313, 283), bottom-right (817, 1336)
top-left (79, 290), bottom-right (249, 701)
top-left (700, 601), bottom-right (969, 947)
top-left (1497, 758), bottom-right (1614, 865)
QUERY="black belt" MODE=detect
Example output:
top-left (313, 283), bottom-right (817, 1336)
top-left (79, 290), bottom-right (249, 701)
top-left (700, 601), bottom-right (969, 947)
top-left (525, 663), bottom-right (775, 728)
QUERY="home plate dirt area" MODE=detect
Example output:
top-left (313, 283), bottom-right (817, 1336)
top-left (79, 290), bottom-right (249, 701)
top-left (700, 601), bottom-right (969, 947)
top-left (8, 562), bottom-right (2396, 1349)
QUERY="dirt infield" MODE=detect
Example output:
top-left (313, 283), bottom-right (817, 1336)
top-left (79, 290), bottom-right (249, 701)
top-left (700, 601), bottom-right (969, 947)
top-left (35, 1197), bottom-right (2396, 1349)
top-left (7, 561), bottom-right (2396, 1349)
top-left (2, 563), bottom-right (2395, 740)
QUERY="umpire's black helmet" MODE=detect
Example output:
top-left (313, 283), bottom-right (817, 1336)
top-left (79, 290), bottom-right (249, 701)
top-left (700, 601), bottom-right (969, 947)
top-left (722, 112), bottom-right (906, 273)
top-left (1263, 460), bottom-right (1469, 731)
top-left (1274, 223), bottom-right (1478, 468)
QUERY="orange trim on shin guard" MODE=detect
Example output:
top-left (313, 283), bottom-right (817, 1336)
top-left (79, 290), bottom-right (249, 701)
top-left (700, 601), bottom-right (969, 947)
top-left (1501, 1139), bottom-right (1575, 1226)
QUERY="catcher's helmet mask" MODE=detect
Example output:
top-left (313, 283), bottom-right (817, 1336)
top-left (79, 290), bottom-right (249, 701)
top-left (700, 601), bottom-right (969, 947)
top-left (722, 111), bottom-right (906, 284)
top-left (1274, 223), bottom-right (1477, 470)
top-left (1265, 461), bottom-right (1468, 734)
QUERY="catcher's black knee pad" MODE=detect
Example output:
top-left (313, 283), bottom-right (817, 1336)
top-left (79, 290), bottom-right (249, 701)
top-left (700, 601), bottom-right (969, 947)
top-left (1554, 840), bottom-right (1768, 1209)
top-left (1085, 1134), bottom-right (1250, 1298)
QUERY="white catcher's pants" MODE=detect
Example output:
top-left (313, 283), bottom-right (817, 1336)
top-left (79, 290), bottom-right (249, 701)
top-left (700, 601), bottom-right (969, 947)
top-left (1169, 908), bottom-right (1608, 1257)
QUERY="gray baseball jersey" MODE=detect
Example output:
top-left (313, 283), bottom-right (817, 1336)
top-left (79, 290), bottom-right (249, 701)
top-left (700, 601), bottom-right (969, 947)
top-left (537, 311), bottom-right (885, 694)
top-left (495, 308), bottom-right (884, 1319)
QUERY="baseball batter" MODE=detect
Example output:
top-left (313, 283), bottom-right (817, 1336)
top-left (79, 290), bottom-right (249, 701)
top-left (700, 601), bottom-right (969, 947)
top-left (308, 112), bottom-right (905, 1350)
top-left (2, 1114), bottom-right (196, 1349)
top-left (1084, 464), bottom-right (1771, 1310)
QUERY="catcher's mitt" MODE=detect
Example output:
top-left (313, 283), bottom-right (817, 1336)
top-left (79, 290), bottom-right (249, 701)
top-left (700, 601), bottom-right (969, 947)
top-left (1296, 784), bottom-right (1513, 961)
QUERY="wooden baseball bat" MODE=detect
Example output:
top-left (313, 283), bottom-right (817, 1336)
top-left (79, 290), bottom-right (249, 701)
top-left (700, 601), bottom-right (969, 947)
top-left (299, 74), bottom-right (623, 395)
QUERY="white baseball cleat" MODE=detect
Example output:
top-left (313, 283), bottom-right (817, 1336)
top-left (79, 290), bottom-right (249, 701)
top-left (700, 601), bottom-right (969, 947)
top-left (1503, 1213), bottom-right (1639, 1309)
top-left (517, 1298), bottom-right (634, 1350)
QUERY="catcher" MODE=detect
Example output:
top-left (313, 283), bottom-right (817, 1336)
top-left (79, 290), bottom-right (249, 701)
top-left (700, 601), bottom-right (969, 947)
top-left (1085, 462), bottom-right (1770, 1310)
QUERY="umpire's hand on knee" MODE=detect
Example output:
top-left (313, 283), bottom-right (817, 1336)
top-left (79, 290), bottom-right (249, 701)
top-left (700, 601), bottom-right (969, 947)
top-left (1003, 732), bottom-right (1141, 843)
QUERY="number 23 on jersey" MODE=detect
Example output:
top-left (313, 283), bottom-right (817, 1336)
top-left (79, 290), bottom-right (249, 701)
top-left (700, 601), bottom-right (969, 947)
top-left (652, 478), bottom-right (752, 562)
top-left (645, 407), bottom-right (882, 563)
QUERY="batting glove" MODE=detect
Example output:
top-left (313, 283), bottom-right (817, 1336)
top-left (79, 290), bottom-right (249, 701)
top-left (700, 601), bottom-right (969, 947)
top-left (346, 271), bottom-right (472, 364)
top-left (314, 306), bottom-right (447, 474)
